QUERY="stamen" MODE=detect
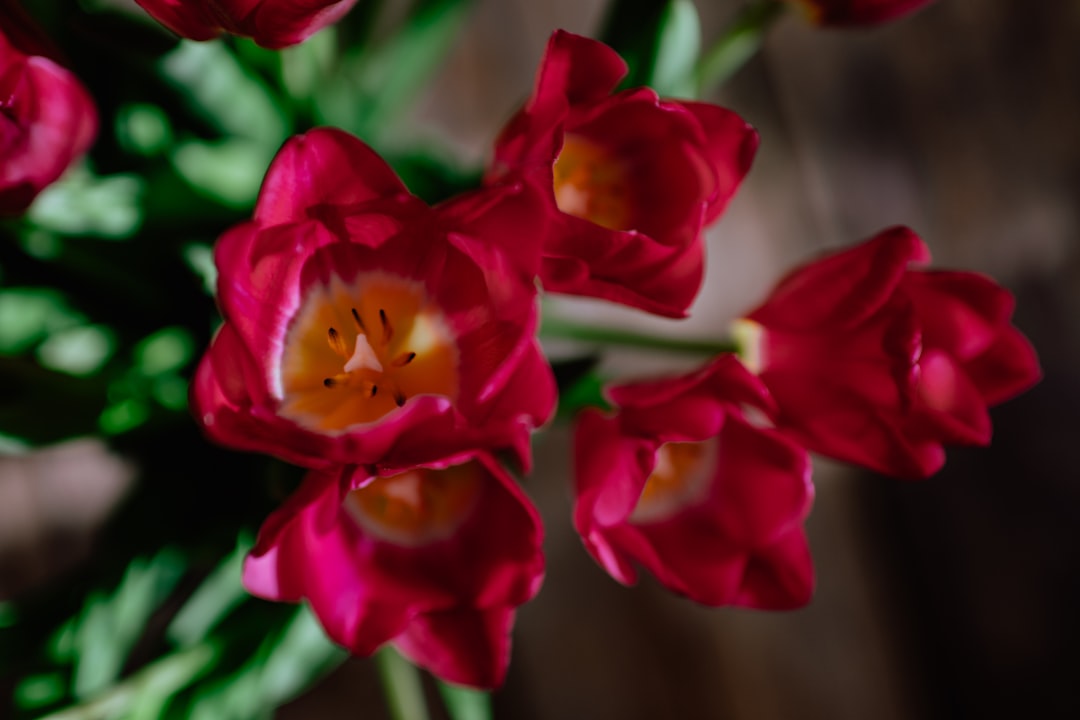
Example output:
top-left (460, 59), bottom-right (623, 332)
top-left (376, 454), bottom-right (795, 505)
top-left (327, 327), bottom-right (348, 358)
top-left (351, 307), bottom-right (365, 333)
top-left (392, 351), bottom-right (416, 368)
top-left (323, 373), bottom-right (351, 388)
top-left (379, 308), bottom-right (393, 344)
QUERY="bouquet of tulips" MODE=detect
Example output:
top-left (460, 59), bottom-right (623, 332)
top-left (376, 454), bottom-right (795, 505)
top-left (0, 0), bottom-right (1040, 717)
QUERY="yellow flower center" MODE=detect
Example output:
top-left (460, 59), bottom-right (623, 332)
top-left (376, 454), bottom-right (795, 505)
top-left (552, 134), bottom-right (634, 231)
top-left (278, 273), bottom-right (459, 431)
top-left (343, 462), bottom-right (483, 546)
top-left (630, 440), bottom-right (717, 524)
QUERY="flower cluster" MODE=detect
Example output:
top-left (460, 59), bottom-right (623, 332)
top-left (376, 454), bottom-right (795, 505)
top-left (0, 0), bottom-right (1038, 700)
top-left (194, 127), bottom-right (554, 686)
top-left (179, 26), bottom-right (1040, 689)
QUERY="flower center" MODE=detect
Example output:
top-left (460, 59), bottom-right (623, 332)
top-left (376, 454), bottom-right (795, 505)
top-left (630, 440), bottom-right (717, 524)
top-left (278, 273), bottom-right (458, 431)
top-left (552, 134), bottom-right (634, 231)
top-left (343, 462), bottom-right (483, 546)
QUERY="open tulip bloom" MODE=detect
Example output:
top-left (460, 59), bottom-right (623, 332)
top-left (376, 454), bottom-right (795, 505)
top-left (574, 356), bottom-right (815, 610)
top-left (192, 127), bottom-right (556, 474)
top-left (243, 454), bottom-right (544, 689)
top-left (489, 30), bottom-right (759, 318)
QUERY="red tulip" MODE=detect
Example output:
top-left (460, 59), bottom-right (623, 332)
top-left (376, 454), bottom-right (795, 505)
top-left (244, 455), bottom-right (544, 688)
top-left (0, 7), bottom-right (96, 215)
top-left (787, 0), bottom-right (935, 27)
top-left (192, 127), bottom-right (555, 472)
top-left (573, 356), bottom-right (814, 610)
top-left (739, 226), bottom-right (1041, 478)
top-left (134, 0), bottom-right (358, 48)
top-left (489, 30), bottom-right (759, 318)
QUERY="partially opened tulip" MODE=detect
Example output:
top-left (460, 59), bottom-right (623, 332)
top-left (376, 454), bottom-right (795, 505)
top-left (489, 30), bottom-right (759, 318)
top-left (134, 0), bottom-right (359, 48)
top-left (573, 356), bottom-right (814, 610)
top-left (736, 226), bottom-right (1041, 479)
top-left (192, 127), bottom-right (555, 472)
top-left (786, 0), bottom-right (936, 27)
top-left (244, 454), bottom-right (544, 688)
top-left (0, 6), bottom-right (97, 215)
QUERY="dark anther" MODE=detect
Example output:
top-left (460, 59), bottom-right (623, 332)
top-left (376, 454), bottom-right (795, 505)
top-left (379, 308), bottom-right (393, 343)
top-left (392, 351), bottom-right (416, 367)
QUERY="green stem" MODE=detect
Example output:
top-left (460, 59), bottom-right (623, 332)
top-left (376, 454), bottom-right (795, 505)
top-left (541, 318), bottom-right (738, 356)
top-left (376, 647), bottom-right (431, 720)
top-left (695, 0), bottom-right (788, 93)
top-left (437, 679), bottom-right (493, 720)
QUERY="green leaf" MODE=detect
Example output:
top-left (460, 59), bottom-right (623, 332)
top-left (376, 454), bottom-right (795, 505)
top-left (438, 681), bottom-right (492, 720)
top-left (38, 643), bottom-right (219, 720)
top-left (0, 288), bottom-right (81, 354)
top-left (15, 672), bottom-right (67, 710)
top-left (695, 0), bottom-right (787, 92)
top-left (318, 0), bottom-right (472, 144)
top-left (116, 104), bottom-right (175, 157)
top-left (98, 397), bottom-right (152, 436)
top-left (36, 325), bottom-right (115, 377)
top-left (170, 139), bottom-right (275, 209)
top-left (184, 605), bottom-right (346, 720)
top-left (650, 0), bottom-right (702, 98)
top-left (257, 605), bottom-right (346, 705)
top-left (134, 327), bottom-right (194, 378)
top-left (280, 26), bottom-right (337, 102)
top-left (556, 372), bottom-right (611, 422)
top-left (167, 536), bottom-right (252, 648)
top-left (599, 0), bottom-right (670, 88)
top-left (72, 549), bottom-right (187, 699)
top-left (182, 243), bottom-right (217, 296)
top-left (159, 41), bottom-right (289, 146)
top-left (28, 168), bottom-right (144, 239)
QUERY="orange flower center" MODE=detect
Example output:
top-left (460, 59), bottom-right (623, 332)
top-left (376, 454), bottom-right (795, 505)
top-left (344, 462), bottom-right (483, 546)
top-left (278, 273), bottom-right (458, 431)
top-left (630, 440), bottom-right (717, 524)
top-left (552, 134), bottom-right (634, 231)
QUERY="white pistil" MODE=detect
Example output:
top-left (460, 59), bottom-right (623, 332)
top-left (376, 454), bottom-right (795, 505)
top-left (344, 333), bottom-right (384, 373)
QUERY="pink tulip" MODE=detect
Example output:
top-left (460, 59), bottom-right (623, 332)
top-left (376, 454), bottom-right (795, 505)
top-left (573, 356), bottom-right (815, 610)
top-left (192, 127), bottom-right (555, 473)
top-left (134, 0), bottom-right (359, 48)
top-left (244, 455), bottom-right (544, 688)
top-left (739, 226), bottom-right (1041, 478)
top-left (0, 7), bottom-right (96, 215)
top-left (489, 30), bottom-right (758, 318)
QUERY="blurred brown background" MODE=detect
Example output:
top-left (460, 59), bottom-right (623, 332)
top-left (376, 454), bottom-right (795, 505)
top-left (5, 0), bottom-right (1077, 718)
